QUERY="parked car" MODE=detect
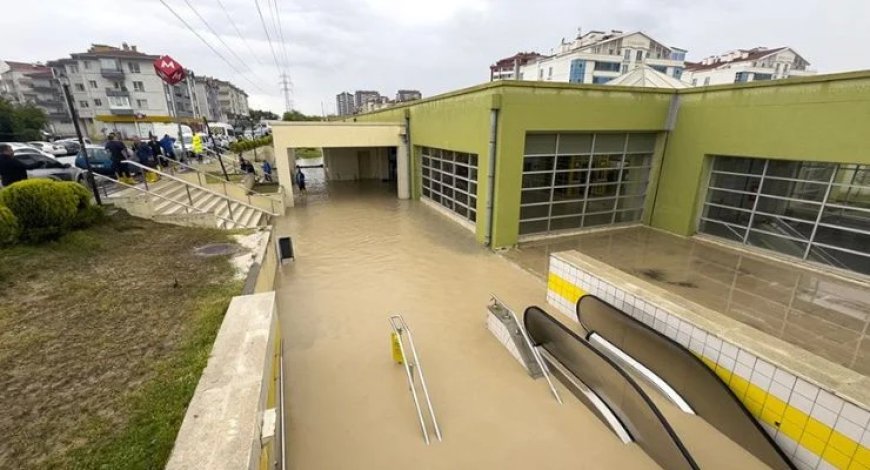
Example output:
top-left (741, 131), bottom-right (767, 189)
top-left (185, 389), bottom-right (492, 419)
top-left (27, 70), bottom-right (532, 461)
top-left (74, 144), bottom-right (142, 179)
top-left (54, 139), bottom-right (82, 156)
top-left (28, 141), bottom-right (67, 156)
top-left (0, 143), bottom-right (81, 187)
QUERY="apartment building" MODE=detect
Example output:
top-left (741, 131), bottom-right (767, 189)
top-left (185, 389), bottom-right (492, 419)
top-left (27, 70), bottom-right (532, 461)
top-left (336, 91), bottom-right (355, 116)
top-left (215, 79), bottom-right (249, 122)
top-left (519, 29), bottom-right (687, 85)
top-left (194, 76), bottom-right (223, 122)
top-left (0, 60), bottom-right (74, 136)
top-left (489, 52), bottom-right (545, 81)
top-left (395, 89), bottom-right (422, 102)
top-left (683, 47), bottom-right (815, 86)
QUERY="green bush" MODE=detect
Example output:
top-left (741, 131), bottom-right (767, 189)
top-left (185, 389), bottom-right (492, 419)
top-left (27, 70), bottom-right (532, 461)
top-left (58, 181), bottom-right (103, 228)
top-left (0, 204), bottom-right (20, 245)
top-left (0, 179), bottom-right (78, 242)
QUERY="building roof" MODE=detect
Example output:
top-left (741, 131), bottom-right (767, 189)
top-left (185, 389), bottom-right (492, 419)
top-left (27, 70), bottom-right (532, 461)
top-left (605, 65), bottom-right (690, 89)
top-left (3, 61), bottom-right (51, 74)
top-left (490, 52), bottom-right (545, 71)
top-left (70, 43), bottom-right (159, 60)
top-left (684, 47), bottom-right (795, 71)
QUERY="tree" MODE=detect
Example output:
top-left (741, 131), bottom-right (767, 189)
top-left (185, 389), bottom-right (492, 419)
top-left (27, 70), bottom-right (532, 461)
top-left (282, 110), bottom-right (321, 122)
top-left (0, 98), bottom-right (48, 141)
top-left (249, 109), bottom-right (279, 122)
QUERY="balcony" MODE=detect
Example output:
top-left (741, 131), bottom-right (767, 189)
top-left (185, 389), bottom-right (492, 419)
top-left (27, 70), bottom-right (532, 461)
top-left (110, 107), bottom-right (134, 115)
top-left (106, 87), bottom-right (130, 97)
top-left (100, 68), bottom-right (125, 79)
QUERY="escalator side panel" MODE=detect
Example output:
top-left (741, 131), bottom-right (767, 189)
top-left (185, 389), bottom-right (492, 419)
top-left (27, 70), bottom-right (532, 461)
top-left (524, 306), bottom-right (699, 470)
top-left (576, 295), bottom-right (796, 470)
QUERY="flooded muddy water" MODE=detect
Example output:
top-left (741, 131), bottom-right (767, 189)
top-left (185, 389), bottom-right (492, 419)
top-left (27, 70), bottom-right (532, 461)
top-left (273, 177), bottom-right (658, 469)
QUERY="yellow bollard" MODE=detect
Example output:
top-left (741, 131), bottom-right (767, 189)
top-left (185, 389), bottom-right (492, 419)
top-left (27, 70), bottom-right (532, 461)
top-left (391, 332), bottom-right (404, 364)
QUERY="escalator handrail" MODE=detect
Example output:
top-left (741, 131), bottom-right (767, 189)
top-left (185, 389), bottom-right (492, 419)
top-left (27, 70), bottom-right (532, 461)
top-left (576, 294), bottom-right (797, 470)
top-left (524, 306), bottom-right (699, 470)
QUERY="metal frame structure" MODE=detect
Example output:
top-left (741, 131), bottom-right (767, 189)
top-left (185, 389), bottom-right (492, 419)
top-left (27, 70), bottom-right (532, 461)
top-left (421, 147), bottom-right (479, 223)
top-left (699, 156), bottom-right (870, 274)
top-left (388, 315), bottom-right (442, 445)
top-left (519, 132), bottom-right (654, 235)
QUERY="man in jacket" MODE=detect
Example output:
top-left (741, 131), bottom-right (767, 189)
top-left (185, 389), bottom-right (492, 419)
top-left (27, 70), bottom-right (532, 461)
top-left (0, 144), bottom-right (27, 187)
top-left (159, 134), bottom-right (176, 161)
top-left (105, 134), bottom-right (131, 181)
top-left (147, 135), bottom-right (164, 167)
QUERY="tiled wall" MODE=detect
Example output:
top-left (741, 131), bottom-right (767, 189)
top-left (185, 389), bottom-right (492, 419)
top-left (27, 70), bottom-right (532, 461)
top-left (547, 255), bottom-right (870, 470)
top-left (486, 310), bottom-right (530, 373)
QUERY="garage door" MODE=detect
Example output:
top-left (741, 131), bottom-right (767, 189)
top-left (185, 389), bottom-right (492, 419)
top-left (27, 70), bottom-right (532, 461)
top-left (421, 146), bottom-right (478, 223)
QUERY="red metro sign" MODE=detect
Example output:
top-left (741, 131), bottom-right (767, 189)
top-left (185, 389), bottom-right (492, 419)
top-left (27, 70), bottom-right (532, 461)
top-left (153, 55), bottom-right (186, 85)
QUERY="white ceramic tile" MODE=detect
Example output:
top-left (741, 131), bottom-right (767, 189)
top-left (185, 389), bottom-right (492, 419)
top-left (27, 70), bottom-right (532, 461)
top-left (793, 379), bottom-right (820, 401)
top-left (703, 345), bottom-right (721, 363)
top-left (772, 369), bottom-right (797, 389)
top-left (734, 362), bottom-right (753, 381)
top-left (655, 309), bottom-right (668, 322)
top-left (768, 381), bottom-right (792, 403)
top-left (793, 460), bottom-right (813, 470)
top-left (761, 422), bottom-right (777, 436)
top-left (737, 349), bottom-right (757, 367)
top-left (706, 335), bottom-right (723, 351)
top-left (840, 402), bottom-right (870, 428)
top-left (774, 432), bottom-right (798, 457)
top-left (654, 319), bottom-right (667, 333)
top-left (816, 459), bottom-right (839, 470)
top-left (666, 315), bottom-right (680, 328)
top-left (691, 327), bottom-right (707, 342)
top-left (665, 326), bottom-right (678, 340)
top-left (678, 320), bottom-right (693, 334)
top-left (689, 338), bottom-right (705, 355)
top-left (789, 392), bottom-right (815, 415)
top-left (754, 359), bottom-right (775, 378)
top-left (862, 428), bottom-right (870, 448)
top-left (834, 415), bottom-right (864, 442)
top-left (720, 341), bottom-right (738, 359)
top-left (793, 446), bottom-right (820, 468)
top-left (677, 332), bottom-right (691, 348)
top-left (750, 369), bottom-right (772, 391)
top-left (811, 402), bottom-right (839, 428)
top-left (815, 390), bottom-right (844, 415)
top-left (717, 355), bottom-right (736, 373)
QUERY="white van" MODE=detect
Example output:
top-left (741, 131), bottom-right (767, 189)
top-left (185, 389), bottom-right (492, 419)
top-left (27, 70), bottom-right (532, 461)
top-left (207, 122), bottom-right (236, 147)
top-left (150, 123), bottom-right (194, 154)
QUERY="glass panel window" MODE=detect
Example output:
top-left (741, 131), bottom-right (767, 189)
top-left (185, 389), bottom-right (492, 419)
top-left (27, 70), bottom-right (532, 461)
top-left (700, 155), bottom-right (870, 275)
top-left (520, 132), bottom-right (651, 235)
top-left (419, 146), bottom-right (478, 225)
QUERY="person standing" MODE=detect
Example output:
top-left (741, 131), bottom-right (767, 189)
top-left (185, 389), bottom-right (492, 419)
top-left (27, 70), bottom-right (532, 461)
top-left (0, 144), bottom-right (27, 187)
top-left (261, 160), bottom-right (273, 183)
top-left (105, 134), bottom-right (131, 181)
top-left (295, 165), bottom-right (306, 193)
top-left (159, 134), bottom-right (176, 162)
top-left (147, 135), bottom-right (164, 167)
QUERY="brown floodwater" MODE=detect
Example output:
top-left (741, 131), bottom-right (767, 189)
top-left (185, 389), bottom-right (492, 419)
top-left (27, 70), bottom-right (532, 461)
top-left (273, 178), bottom-right (658, 469)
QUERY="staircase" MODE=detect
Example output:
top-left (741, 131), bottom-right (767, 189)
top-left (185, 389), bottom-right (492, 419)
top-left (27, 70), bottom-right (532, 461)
top-left (94, 162), bottom-right (278, 230)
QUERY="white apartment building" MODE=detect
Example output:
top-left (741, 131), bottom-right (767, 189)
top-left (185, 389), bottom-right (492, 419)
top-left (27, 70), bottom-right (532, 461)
top-left (519, 30), bottom-right (687, 85)
top-left (683, 47), bottom-right (814, 86)
top-left (216, 79), bottom-right (249, 122)
top-left (0, 60), bottom-right (74, 136)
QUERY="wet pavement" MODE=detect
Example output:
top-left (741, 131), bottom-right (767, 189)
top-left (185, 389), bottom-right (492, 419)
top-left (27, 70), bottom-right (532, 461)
top-left (273, 174), bottom-right (658, 469)
top-left (503, 226), bottom-right (870, 377)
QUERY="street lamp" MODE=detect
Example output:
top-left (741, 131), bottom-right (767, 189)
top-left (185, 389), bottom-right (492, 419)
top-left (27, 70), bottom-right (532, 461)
top-left (55, 70), bottom-right (102, 205)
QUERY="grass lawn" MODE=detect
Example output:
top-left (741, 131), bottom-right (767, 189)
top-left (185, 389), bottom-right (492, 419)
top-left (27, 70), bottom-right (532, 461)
top-left (0, 211), bottom-right (243, 469)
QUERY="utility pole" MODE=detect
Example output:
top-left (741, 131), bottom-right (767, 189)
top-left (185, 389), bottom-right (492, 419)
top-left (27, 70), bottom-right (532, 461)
top-left (280, 72), bottom-right (293, 113)
top-left (58, 77), bottom-right (102, 205)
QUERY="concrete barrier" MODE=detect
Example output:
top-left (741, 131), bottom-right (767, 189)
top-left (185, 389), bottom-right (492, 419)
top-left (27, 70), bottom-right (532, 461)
top-left (166, 291), bottom-right (282, 470)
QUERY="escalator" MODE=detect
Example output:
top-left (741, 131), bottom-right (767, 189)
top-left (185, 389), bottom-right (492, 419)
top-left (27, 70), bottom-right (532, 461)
top-left (524, 300), bottom-right (796, 470)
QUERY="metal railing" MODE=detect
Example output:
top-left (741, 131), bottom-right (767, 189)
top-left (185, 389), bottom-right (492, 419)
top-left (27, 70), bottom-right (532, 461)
top-left (90, 173), bottom-right (245, 228)
top-left (489, 294), bottom-right (562, 404)
top-left (120, 160), bottom-right (278, 221)
top-left (388, 315), bottom-right (442, 445)
top-left (161, 156), bottom-right (283, 214)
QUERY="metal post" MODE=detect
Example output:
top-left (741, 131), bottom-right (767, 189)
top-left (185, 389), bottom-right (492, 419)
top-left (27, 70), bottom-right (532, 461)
top-left (185, 184), bottom-right (194, 206)
top-left (61, 82), bottom-right (102, 205)
top-left (226, 199), bottom-right (235, 220)
top-left (204, 117), bottom-right (230, 181)
top-left (168, 84), bottom-right (187, 160)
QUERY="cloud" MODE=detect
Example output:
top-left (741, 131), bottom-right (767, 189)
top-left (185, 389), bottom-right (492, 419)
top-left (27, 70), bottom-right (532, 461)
top-left (3, 0), bottom-right (869, 115)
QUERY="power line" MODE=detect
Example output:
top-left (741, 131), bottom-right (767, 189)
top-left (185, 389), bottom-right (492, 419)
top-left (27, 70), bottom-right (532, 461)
top-left (254, 0), bottom-right (282, 73)
top-left (271, 0), bottom-right (291, 70)
top-left (215, 0), bottom-right (264, 66)
top-left (181, 0), bottom-right (254, 75)
top-left (156, 0), bottom-right (267, 94)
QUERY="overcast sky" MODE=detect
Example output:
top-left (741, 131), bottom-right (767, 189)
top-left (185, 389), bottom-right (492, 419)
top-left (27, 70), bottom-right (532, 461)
top-left (4, 0), bottom-right (869, 115)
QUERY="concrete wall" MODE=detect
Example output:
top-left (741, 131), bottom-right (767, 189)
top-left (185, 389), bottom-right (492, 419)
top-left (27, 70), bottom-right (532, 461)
top-left (652, 72), bottom-right (870, 236)
top-left (323, 147), bottom-right (389, 181)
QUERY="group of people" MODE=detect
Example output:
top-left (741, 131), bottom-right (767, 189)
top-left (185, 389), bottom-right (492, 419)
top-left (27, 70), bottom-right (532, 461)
top-left (105, 133), bottom-right (179, 182)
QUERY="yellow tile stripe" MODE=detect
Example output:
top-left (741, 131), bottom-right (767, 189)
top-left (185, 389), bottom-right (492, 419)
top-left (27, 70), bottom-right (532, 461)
top-left (548, 272), bottom-right (586, 305)
top-left (549, 271), bottom-right (870, 470)
top-left (699, 355), bottom-right (870, 470)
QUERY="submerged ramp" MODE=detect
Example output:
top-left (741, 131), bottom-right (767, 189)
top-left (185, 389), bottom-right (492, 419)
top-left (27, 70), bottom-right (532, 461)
top-left (524, 306), bottom-right (699, 470)
top-left (576, 295), bottom-right (796, 470)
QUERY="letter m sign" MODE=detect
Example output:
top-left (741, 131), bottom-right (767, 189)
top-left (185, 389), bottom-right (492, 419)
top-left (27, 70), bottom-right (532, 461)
top-left (153, 55), bottom-right (186, 85)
